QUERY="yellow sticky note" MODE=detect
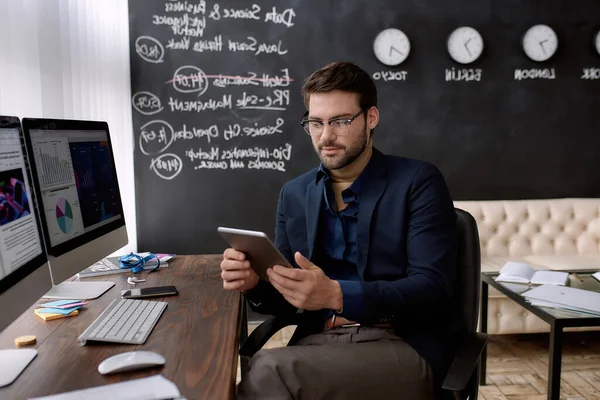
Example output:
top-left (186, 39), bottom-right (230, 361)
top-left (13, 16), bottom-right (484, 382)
top-left (34, 308), bottom-right (78, 321)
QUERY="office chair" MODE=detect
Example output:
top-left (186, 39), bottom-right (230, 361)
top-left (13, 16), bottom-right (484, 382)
top-left (239, 208), bottom-right (488, 400)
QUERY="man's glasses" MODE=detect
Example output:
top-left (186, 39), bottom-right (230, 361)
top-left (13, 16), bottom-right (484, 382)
top-left (299, 109), bottom-right (365, 136)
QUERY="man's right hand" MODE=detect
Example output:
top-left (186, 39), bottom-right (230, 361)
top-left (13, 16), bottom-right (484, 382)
top-left (220, 248), bottom-right (259, 291)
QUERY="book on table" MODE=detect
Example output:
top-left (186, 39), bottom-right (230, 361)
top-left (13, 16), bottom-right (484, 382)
top-left (495, 261), bottom-right (569, 286)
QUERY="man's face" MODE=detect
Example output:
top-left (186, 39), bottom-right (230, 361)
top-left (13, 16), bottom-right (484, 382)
top-left (307, 90), bottom-right (370, 170)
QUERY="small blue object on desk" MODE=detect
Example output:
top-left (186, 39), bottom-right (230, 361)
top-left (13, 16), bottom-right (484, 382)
top-left (35, 300), bottom-right (87, 315)
top-left (119, 253), bottom-right (171, 273)
top-left (36, 306), bottom-right (82, 315)
top-left (36, 300), bottom-right (85, 308)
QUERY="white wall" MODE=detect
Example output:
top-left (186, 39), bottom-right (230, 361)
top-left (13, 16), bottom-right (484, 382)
top-left (0, 0), bottom-right (136, 253)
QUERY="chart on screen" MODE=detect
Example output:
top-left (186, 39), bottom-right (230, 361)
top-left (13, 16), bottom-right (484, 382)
top-left (32, 138), bottom-right (75, 191)
top-left (41, 185), bottom-right (84, 247)
top-left (56, 197), bottom-right (73, 234)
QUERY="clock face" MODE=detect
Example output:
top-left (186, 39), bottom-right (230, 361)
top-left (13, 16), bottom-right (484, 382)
top-left (447, 26), bottom-right (484, 64)
top-left (595, 30), bottom-right (600, 56)
top-left (373, 28), bottom-right (411, 66)
top-left (522, 24), bottom-right (558, 62)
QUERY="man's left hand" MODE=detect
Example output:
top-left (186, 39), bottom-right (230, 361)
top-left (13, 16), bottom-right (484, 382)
top-left (267, 252), bottom-right (342, 311)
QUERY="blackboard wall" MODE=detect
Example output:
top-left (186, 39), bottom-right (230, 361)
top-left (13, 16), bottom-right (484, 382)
top-left (128, 0), bottom-right (600, 254)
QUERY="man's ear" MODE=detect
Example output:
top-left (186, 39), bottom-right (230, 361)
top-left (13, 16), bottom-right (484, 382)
top-left (367, 106), bottom-right (379, 130)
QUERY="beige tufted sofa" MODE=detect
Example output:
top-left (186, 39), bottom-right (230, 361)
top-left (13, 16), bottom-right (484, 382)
top-left (453, 198), bottom-right (600, 334)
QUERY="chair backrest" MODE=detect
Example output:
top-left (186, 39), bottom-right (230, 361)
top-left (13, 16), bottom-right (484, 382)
top-left (455, 208), bottom-right (482, 333)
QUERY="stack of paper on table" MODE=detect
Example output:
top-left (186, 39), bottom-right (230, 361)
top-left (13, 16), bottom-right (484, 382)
top-left (34, 300), bottom-right (88, 321)
top-left (495, 261), bottom-right (569, 286)
top-left (522, 284), bottom-right (600, 316)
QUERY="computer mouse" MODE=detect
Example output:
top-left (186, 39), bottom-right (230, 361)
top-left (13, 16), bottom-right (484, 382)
top-left (97, 351), bottom-right (165, 375)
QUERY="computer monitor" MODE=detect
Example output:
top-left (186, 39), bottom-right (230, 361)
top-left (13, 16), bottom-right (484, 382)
top-left (0, 116), bottom-right (52, 386)
top-left (22, 118), bottom-right (128, 299)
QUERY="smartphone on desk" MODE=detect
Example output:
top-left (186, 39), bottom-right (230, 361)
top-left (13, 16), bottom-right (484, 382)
top-left (121, 286), bottom-right (179, 299)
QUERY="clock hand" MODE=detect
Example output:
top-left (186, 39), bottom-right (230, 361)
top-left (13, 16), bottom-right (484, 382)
top-left (389, 46), bottom-right (404, 57)
top-left (538, 40), bottom-right (547, 55)
top-left (464, 41), bottom-right (472, 57)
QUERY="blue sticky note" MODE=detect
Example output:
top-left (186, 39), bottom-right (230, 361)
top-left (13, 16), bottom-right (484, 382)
top-left (37, 300), bottom-right (83, 308)
top-left (36, 306), bottom-right (82, 315)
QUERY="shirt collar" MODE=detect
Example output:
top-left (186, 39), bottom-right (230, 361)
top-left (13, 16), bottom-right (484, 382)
top-left (316, 155), bottom-right (374, 202)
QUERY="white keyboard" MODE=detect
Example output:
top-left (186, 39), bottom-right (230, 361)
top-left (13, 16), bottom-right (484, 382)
top-left (78, 298), bottom-right (167, 346)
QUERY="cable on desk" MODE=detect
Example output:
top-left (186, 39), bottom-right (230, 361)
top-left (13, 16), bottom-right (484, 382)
top-left (119, 252), bottom-right (161, 273)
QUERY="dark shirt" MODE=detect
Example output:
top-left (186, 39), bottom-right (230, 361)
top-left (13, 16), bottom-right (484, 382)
top-left (316, 164), bottom-right (365, 318)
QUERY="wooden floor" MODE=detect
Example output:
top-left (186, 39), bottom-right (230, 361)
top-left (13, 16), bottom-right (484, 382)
top-left (238, 325), bottom-right (600, 399)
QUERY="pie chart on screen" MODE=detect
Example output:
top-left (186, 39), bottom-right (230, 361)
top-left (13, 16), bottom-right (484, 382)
top-left (56, 197), bottom-right (73, 234)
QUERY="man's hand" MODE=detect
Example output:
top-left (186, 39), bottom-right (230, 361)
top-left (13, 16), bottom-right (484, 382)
top-left (220, 248), bottom-right (259, 292)
top-left (267, 252), bottom-right (343, 311)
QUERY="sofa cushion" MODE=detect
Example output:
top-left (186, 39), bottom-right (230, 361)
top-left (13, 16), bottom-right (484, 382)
top-left (523, 254), bottom-right (600, 270)
top-left (454, 198), bottom-right (600, 258)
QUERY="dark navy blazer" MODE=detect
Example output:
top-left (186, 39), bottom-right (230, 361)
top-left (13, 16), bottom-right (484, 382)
top-left (245, 148), bottom-right (465, 383)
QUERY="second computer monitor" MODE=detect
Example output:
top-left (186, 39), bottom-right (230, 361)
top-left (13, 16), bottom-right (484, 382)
top-left (0, 116), bottom-right (52, 332)
top-left (22, 119), bottom-right (127, 299)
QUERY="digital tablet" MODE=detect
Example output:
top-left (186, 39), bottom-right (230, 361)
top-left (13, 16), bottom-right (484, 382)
top-left (218, 227), bottom-right (293, 281)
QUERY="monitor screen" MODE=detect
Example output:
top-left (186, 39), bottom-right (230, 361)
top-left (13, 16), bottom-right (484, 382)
top-left (0, 116), bottom-right (51, 332)
top-left (23, 119), bottom-right (125, 258)
top-left (0, 120), bottom-right (45, 288)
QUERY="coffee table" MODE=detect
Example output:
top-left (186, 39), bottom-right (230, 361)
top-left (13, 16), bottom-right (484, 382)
top-left (480, 270), bottom-right (600, 400)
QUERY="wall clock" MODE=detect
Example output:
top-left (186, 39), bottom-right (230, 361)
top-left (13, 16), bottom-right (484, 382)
top-left (373, 28), bottom-right (411, 66)
top-left (522, 24), bottom-right (558, 62)
top-left (447, 26), bottom-right (484, 64)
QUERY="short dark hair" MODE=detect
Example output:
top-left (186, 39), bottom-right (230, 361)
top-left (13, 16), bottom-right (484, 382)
top-left (301, 62), bottom-right (377, 111)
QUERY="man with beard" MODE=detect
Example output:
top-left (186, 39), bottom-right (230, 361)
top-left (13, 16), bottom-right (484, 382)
top-left (220, 62), bottom-right (463, 399)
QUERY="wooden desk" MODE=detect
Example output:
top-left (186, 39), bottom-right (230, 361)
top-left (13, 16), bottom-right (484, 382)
top-left (0, 255), bottom-right (242, 400)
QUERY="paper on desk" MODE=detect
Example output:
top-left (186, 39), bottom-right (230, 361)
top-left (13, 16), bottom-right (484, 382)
top-left (523, 284), bottom-right (600, 314)
top-left (528, 299), bottom-right (600, 316)
top-left (28, 375), bottom-right (180, 400)
top-left (36, 306), bottom-right (82, 315)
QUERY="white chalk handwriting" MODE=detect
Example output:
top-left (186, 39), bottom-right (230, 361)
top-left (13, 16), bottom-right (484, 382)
top-left (208, 4), bottom-right (261, 21)
top-left (228, 36), bottom-right (287, 56)
top-left (264, 7), bottom-right (295, 27)
top-left (167, 90), bottom-right (289, 113)
top-left (164, 0), bottom-right (206, 15)
top-left (185, 144), bottom-right (293, 172)
top-left (236, 90), bottom-right (290, 110)
top-left (223, 118), bottom-right (285, 140)
top-left (139, 119), bottom-right (175, 156)
top-left (192, 35), bottom-right (223, 52)
top-left (372, 71), bottom-right (408, 82)
top-left (210, 69), bottom-right (292, 88)
top-left (132, 91), bottom-right (163, 115)
top-left (581, 68), bottom-right (600, 80)
top-left (172, 65), bottom-right (209, 94)
top-left (149, 153), bottom-right (183, 180)
top-left (153, 13), bottom-right (206, 37)
top-left (174, 124), bottom-right (219, 144)
top-left (135, 36), bottom-right (165, 63)
top-left (168, 95), bottom-right (233, 112)
top-left (514, 68), bottom-right (556, 80)
top-left (445, 68), bottom-right (482, 82)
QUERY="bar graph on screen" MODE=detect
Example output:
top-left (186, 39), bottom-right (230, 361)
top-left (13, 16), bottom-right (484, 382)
top-left (32, 138), bottom-right (75, 190)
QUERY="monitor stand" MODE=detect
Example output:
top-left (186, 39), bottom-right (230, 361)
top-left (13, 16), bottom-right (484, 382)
top-left (0, 349), bottom-right (37, 387)
top-left (42, 281), bottom-right (115, 300)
